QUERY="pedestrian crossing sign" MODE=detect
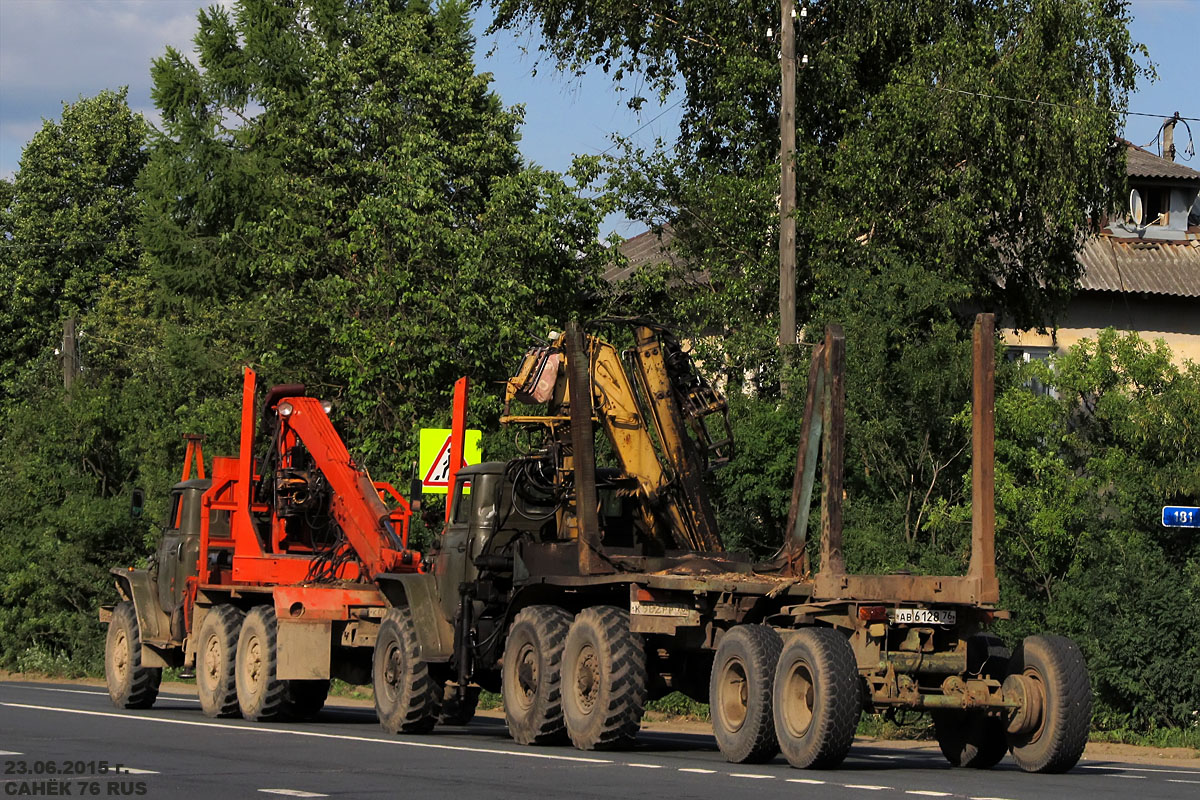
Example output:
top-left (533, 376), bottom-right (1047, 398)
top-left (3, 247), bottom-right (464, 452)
top-left (419, 428), bottom-right (482, 494)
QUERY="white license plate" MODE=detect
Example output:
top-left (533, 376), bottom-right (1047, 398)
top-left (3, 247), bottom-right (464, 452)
top-left (891, 607), bottom-right (956, 625)
top-left (630, 598), bottom-right (693, 618)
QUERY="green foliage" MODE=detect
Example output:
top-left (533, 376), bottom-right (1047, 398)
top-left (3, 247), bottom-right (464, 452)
top-left (0, 89), bottom-right (148, 397)
top-left (140, 0), bottom-right (606, 479)
top-left (988, 331), bottom-right (1200, 728)
top-left (0, 91), bottom-right (154, 672)
top-left (0, 1), bottom-right (604, 672)
top-left (645, 691), bottom-right (710, 720)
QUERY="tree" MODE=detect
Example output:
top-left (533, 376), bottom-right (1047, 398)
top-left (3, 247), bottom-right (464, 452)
top-left (140, 0), bottom-right (607, 475)
top-left (491, 0), bottom-right (1145, 567)
top-left (985, 332), bottom-right (1200, 728)
top-left (0, 91), bottom-right (153, 672)
top-left (0, 89), bottom-right (148, 396)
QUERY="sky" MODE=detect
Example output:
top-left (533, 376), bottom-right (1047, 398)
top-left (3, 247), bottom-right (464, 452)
top-left (1, 0), bottom-right (1197, 239)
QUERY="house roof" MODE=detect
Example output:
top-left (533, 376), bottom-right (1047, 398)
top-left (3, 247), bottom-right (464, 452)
top-left (1125, 142), bottom-right (1200, 182)
top-left (1077, 236), bottom-right (1200, 298)
top-left (603, 226), bottom-right (686, 284)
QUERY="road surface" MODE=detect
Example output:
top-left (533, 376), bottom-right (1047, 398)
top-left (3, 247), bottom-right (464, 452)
top-left (2, 681), bottom-right (1197, 799)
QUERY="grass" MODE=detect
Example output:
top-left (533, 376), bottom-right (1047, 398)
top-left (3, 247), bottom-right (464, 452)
top-left (1090, 726), bottom-right (1200, 750)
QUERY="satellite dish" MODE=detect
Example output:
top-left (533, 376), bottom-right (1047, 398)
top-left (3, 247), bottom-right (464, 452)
top-left (1130, 188), bottom-right (1144, 226)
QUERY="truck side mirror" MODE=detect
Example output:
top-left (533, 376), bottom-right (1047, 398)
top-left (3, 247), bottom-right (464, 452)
top-left (130, 488), bottom-right (146, 520)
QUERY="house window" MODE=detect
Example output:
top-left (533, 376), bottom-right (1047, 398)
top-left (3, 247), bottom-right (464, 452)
top-left (1007, 346), bottom-right (1058, 398)
top-left (1131, 184), bottom-right (1171, 226)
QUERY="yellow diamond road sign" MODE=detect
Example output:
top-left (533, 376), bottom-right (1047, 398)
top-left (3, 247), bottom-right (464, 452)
top-left (419, 428), bottom-right (482, 494)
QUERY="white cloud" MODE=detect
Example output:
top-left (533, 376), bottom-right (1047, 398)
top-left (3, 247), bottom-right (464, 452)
top-left (0, 0), bottom-right (213, 176)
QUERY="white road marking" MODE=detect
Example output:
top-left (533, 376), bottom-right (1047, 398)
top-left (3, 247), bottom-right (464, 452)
top-left (729, 773), bottom-right (774, 779)
top-left (1079, 764), bottom-right (1200, 776)
top-left (1109, 774), bottom-right (1146, 779)
top-left (122, 768), bottom-right (159, 774)
top-left (7, 685), bottom-right (200, 704)
top-left (258, 791), bottom-right (328, 798)
top-left (0, 702), bottom-right (614, 765)
top-left (678, 768), bottom-right (716, 774)
top-left (1167, 779), bottom-right (1200, 785)
top-left (844, 785), bottom-right (891, 791)
top-left (906, 792), bottom-right (952, 797)
top-left (970, 796), bottom-right (1016, 800)
top-left (0, 750), bottom-right (22, 755)
top-left (627, 763), bottom-right (663, 769)
top-left (786, 778), bottom-right (826, 785)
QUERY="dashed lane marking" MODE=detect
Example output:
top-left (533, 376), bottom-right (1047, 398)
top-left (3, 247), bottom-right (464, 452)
top-left (677, 768), bottom-right (716, 774)
top-left (970, 796), bottom-right (1016, 800)
top-left (845, 785), bottom-right (891, 791)
top-left (0, 702), bottom-right (615, 766)
top-left (786, 778), bottom-right (826, 785)
top-left (0, 751), bottom-right (22, 756)
top-left (1109, 774), bottom-right (1146, 779)
top-left (258, 791), bottom-right (328, 798)
top-left (123, 768), bottom-right (159, 775)
top-left (6, 685), bottom-right (200, 704)
top-left (905, 792), bottom-right (952, 797)
top-left (1079, 764), bottom-right (1200, 776)
top-left (627, 763), bottom-right (663, 769)
top-left (1166, 779), bottom-right (1200, 785)
top-left (729, 773), bottom-right (774, 779)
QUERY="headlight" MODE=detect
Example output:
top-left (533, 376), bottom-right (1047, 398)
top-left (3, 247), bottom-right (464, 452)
top-left (321, 400), bottom-right (333, 414)
top-left (278, 401), bottom-right (294, 417)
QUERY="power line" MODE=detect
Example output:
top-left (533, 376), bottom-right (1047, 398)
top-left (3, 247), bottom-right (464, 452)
top-left (895, 79), bottom-right (1199, 123)
top-left (597, 95), bottom-right (686, 156)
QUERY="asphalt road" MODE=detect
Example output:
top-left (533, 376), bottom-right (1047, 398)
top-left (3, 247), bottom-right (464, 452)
top-left (2, 681), bottom-right (1197, 800)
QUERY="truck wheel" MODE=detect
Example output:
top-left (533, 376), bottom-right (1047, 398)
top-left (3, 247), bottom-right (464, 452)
top-left (236, 606), bottom-right (291, 722)
top-left (105, 601), bottom-right (162, 709)
top-left (373, 607), bottom-right (438, 734)
top-left (710, 624), bottom-right (783, 763)
top-left (196, 604), bottom-right (243, 718)
top-left (1006, 635), bottom-right (1091, 773)
top-left (503, 605), bottom-right (573, 745)
top-left (561, 606), bottom-right (647, 751)
top-left (438, 683), bottom-right (481, 726)
top-left (772, 627), bottom-right (861, 769)
top-left (933, 711), bottom-right (1009, 768)
top-left (288, 680), bottom-right (330, 721)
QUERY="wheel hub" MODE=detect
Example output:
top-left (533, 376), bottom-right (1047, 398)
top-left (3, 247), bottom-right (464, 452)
top-left (1003, 672), bottom-right (1044, 736)
top-left (575, 644), bottom-right (600, 714)
top-left (782, 660), bottom-right (816, 738)
top-left (717, 656), bottom-right (749, 733)
top-left (113, 630), bottom-right (129, 681)
top-left (515, 642), bottom-right (538, 709)
top-left (203, 636), bottom-right (220, 682)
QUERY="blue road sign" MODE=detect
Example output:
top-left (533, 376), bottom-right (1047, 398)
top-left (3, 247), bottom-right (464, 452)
top-left (1161, 506), bottom-right (1200, 528)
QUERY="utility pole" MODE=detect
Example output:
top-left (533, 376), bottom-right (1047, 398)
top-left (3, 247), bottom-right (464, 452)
top-left (779, 0), bottom-right (797, 392)
top-left (62, 317), bottom-right (78, 390)
top-left (1163, 112), bottom-right (1179, 162)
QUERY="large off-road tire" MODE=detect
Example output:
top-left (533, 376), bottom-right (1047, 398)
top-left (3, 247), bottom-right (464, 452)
top-left (287, 679), bottom-right (331, 721)
top-left (561, 606), bottom-right (648, 751)
top-left (772, 627), bottom-right (861, 769)
top-left (1006, 634), bottom-right (1091, 773)
top-left (710, 625), bottom-right (783, 763)
top-left (503, 605), bottom-right (572, 745)
top-left (105, 602), bottom-right (162, 709)
top-left (933, 711), bottom-right (1010, 768)
top-left (236, 605), bottom-right (291, 722)
top-left (373, 607), bottom-right (439, 734)
top-left (438, 683), bottom-right (481, 726)
top-left (196, 604), bottom-right (243, 718)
